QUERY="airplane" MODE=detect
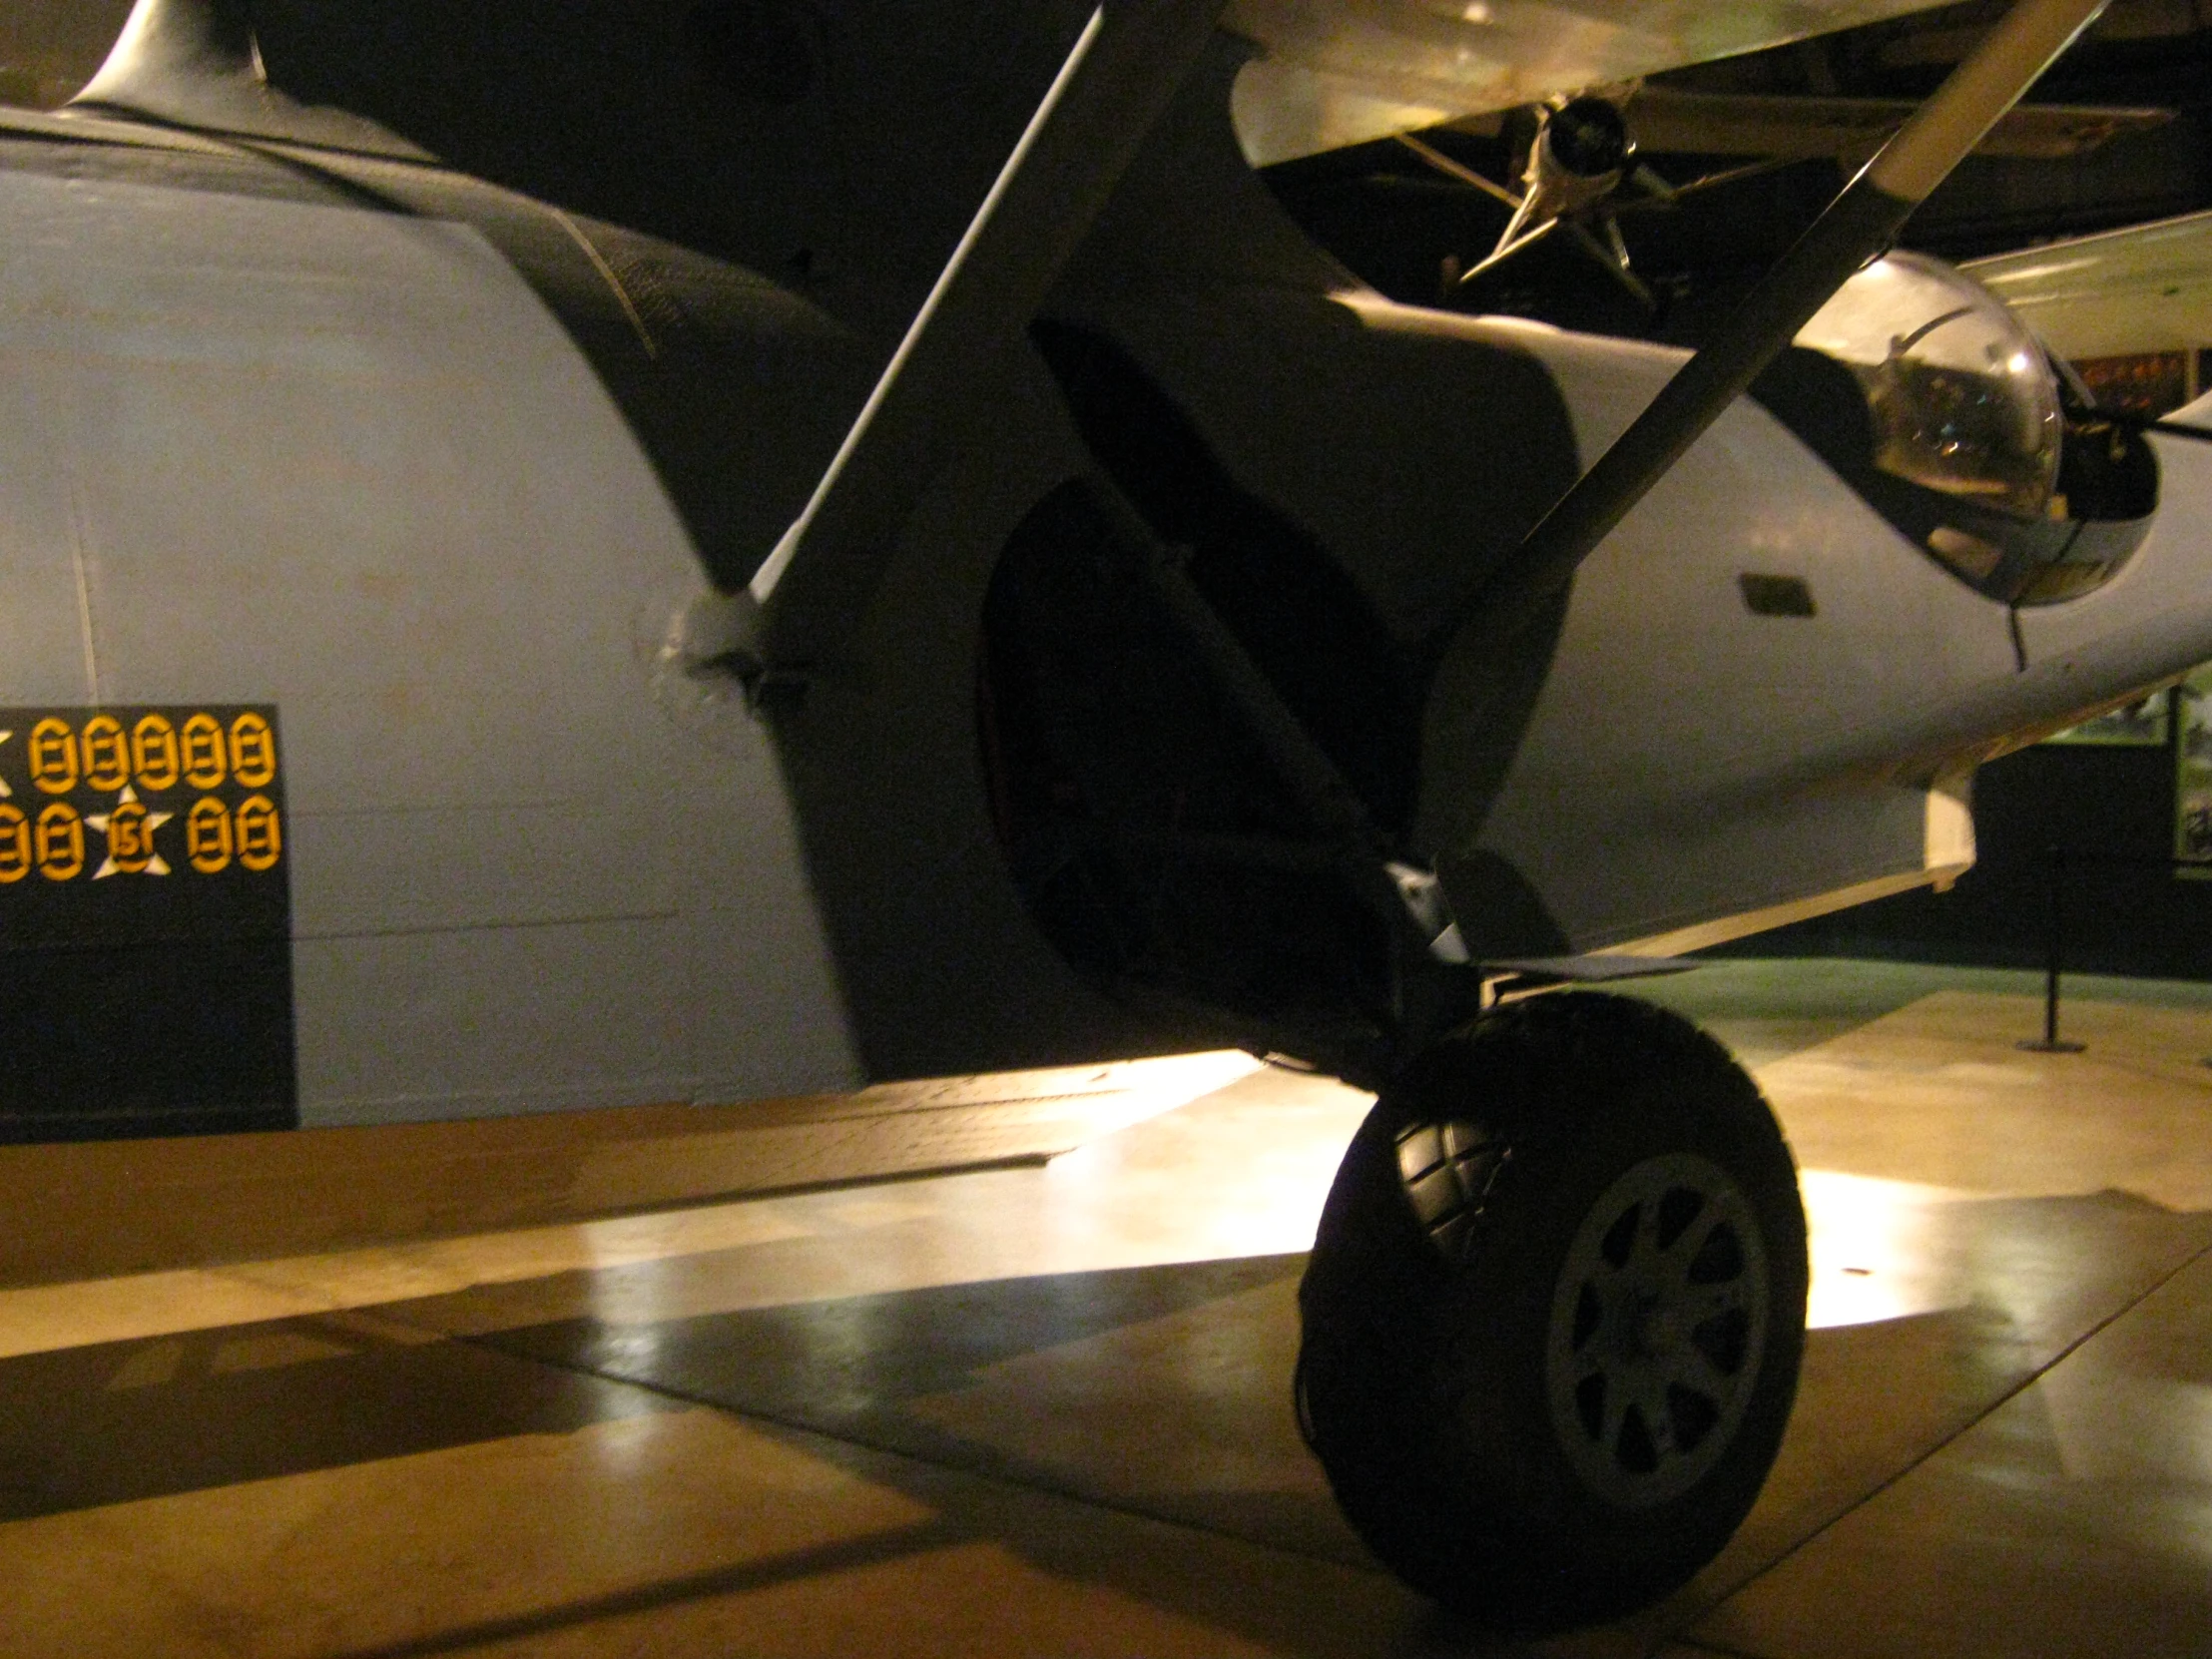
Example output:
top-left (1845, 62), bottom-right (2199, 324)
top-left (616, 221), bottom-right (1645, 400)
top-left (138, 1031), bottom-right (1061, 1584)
top-left (1387, 84), bottom-right (2170, 310)
top-left (3, 0), bottom-right (2204, 1632)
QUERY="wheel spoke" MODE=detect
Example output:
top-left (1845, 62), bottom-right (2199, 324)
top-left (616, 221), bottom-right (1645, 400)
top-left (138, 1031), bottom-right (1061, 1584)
top-left (1671, 1343), bottom-right (1734, 1399)
top-left (1637, 1378), bottom-right (1674, 1455)
top-left (1600, 1368), bottom-right (1635, 1450)
top-left (1680, 1281), bottom-right (1747, 1324)
top-left (1632, 1199), bottom-right (1665, 1269)
top-left (1597, 1196), bottom-right (1645, 1270)
top-left (1665, 1201), bottom-right (1725, 1272)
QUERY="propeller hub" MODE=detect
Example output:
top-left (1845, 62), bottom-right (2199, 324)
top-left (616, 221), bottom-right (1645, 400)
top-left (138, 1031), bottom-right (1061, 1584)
top-left (1546, 97), bottom-right (1631, 179)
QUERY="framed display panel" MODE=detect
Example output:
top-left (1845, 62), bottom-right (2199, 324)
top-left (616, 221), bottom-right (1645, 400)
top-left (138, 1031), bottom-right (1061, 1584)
top-left (2073, 350), bottom-right (2195, 420)
top-left (2178, 670), bottom-right (2212, 873)
top-left (2044, 690), bottom-right (2171, 748)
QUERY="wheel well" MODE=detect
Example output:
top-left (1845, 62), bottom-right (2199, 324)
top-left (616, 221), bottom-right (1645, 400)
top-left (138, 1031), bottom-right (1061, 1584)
top-left (977, 478), bottom-right (1398, 1050)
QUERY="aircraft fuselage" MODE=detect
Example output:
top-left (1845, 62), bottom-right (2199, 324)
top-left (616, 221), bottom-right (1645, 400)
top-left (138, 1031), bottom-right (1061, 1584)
top-left (3, 46), bottom-right (2209, 1136)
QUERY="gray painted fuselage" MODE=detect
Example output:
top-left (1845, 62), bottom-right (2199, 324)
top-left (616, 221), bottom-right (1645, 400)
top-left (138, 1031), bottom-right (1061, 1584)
top-left (6, 20), bottom-right (2212, 1133)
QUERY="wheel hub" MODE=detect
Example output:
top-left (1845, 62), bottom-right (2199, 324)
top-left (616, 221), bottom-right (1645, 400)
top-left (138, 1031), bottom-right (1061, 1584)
top-left (1542, 1151), bottom-right (1770, 1508)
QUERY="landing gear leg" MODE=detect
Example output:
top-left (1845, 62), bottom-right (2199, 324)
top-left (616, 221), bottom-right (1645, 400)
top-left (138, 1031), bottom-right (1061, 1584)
top-left (1297, 991), bottom-right (1807, 1630)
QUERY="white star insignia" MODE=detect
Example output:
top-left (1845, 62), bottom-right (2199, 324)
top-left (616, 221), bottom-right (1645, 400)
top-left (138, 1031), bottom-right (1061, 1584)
top-left (87, 785), bottom-right (173, 878)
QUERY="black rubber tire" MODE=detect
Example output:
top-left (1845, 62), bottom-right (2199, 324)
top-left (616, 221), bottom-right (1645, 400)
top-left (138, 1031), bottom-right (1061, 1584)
top-left (1297, 990), bottom-right (1807, 1631)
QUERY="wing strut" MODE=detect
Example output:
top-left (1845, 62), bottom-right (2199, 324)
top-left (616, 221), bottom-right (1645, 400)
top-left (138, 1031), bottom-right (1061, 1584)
top-left (695, 0), bottom-right (1227, 697)
top-left (1419, 0), bottom-right (2114, 857)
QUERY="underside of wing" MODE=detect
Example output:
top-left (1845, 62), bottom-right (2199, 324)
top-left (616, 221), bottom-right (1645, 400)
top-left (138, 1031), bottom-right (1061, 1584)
top-left (1225, 0), bottom-right (1963, 163)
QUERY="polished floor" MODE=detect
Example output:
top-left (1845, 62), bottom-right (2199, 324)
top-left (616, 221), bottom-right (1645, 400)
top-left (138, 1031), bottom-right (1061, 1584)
top-left (2, 960), bottom-right (2210, 1657)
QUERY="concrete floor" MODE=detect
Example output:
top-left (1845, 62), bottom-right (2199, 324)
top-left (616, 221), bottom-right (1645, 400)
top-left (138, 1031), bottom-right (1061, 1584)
top-left (2, 959), bottom-right (2210, 1657)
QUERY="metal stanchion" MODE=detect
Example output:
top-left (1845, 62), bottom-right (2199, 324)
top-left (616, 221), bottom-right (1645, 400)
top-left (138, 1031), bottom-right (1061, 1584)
top-left (2019, 842), bottom-right (2086, 1053)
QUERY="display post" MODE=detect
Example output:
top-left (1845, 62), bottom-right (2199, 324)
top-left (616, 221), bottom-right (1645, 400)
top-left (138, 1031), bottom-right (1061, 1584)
top-left (2019, 843), bottom-right (2087, 1054)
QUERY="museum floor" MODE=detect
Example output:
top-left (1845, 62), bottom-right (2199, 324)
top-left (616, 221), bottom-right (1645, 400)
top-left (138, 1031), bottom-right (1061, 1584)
top-left (2, 959), bottom-right (2210, 1658)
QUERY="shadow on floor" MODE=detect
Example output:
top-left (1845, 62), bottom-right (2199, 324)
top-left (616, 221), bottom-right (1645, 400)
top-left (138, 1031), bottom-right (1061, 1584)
top-left (471, 1252), bottom-right (1372, 1561)
top-left (7, 1189), bottom-right (2210, 1658)
top-left (0, 1311), bottom-right (671, 1521)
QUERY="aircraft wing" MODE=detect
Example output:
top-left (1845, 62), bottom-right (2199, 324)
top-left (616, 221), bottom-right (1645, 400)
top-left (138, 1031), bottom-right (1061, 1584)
top-left (1446, 86), bottom-right (2169, 162)
top-left (19, 2), bottom-right (1972, 169)
top-left (1226, 0), bottom-right (1963, 163)
top-left (1967, 208), bottom-right (2212, 361)
top-left (1614, 86), bottom-right (2165, 161)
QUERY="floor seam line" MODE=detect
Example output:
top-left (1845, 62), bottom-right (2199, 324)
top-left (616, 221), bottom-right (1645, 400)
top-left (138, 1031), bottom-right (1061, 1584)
top-left (1661, 1225), bottom-right (2212, 1648)
top-left (447, 1326), bottom-right (1398, 1583)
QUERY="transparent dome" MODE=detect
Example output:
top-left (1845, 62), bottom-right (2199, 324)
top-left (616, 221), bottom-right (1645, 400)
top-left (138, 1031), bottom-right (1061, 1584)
top-left (1795, 253), bottom-right (2061, 520)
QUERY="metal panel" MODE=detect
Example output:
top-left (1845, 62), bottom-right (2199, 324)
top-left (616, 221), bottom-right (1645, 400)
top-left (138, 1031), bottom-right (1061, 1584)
top-left (1460, 318), bottom-right (2018, 949)
top-left (0, 159), bottom-right (861, 1131)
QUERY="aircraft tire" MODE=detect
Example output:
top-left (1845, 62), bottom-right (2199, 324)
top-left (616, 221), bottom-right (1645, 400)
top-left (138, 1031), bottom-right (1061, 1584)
top-left (1296, 990), bottom-right (1806, 1630)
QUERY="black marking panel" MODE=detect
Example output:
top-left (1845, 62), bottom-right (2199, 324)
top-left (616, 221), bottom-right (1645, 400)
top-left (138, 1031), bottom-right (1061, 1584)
top-left (0, 708), bottom-right (295, 1141)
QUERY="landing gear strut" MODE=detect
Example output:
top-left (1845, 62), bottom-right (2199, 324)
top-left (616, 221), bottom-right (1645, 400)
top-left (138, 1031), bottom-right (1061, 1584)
top-left (1298, 991), bottom-right (1806, 1630)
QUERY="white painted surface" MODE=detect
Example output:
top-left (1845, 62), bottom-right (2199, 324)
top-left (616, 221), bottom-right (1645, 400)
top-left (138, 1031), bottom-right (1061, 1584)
top-left (1425, 313), bottom-right (2212, 950)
